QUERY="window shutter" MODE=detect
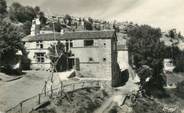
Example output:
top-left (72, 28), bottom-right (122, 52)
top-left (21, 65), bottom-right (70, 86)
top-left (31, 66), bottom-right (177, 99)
top-left (75, 58), bottom-right (80, 71)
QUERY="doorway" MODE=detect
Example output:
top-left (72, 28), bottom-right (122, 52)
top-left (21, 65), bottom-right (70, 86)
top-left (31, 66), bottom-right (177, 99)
top-left (68, 57), bottom-right (80, 70)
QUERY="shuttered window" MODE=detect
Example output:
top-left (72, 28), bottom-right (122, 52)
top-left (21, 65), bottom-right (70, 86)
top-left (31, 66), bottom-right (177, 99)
top-left (84, 40), bottom-right (94, 46)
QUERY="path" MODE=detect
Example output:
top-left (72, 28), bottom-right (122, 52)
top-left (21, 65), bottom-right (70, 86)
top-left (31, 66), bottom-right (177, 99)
top-left (0, 71), bottom-right (51, 112)
top-left (94, 73), bottom-right (139, 113)
top-left (94, 66), bottom-right (139, 113)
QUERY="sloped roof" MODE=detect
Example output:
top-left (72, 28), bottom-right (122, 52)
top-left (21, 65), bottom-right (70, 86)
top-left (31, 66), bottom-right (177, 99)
top-left (22, 30), bottom-right (115, 42)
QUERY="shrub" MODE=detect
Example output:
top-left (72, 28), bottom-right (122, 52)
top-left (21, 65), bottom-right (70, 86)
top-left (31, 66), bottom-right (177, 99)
top-left (21, 56), bottom-right (31, 70)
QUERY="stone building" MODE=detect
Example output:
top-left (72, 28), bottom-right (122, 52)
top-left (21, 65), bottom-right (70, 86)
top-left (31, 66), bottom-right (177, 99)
top-left (22, 28), bottom-right (118, 79)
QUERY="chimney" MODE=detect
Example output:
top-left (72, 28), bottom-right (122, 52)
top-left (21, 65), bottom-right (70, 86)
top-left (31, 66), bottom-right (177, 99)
top-left (60, 29), bottom-right (64, 35)
top-left (30, 18), bottom-right (41, 36)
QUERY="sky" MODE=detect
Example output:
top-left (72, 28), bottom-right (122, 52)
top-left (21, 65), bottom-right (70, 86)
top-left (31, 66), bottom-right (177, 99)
top-left (7, 0), bottom-right (184, 34)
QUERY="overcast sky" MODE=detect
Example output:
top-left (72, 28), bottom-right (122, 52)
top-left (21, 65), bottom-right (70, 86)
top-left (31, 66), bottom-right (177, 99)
top-left (7, 0), bottom-right (184, 34)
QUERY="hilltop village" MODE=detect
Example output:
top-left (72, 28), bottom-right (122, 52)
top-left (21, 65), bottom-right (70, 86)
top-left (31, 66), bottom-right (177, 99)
top-left (0, 0), bottom-right (184, 113)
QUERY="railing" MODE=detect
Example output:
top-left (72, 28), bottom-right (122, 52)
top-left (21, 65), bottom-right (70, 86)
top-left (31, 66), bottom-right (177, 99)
top-left (5, 81), bottom-right (100, 113)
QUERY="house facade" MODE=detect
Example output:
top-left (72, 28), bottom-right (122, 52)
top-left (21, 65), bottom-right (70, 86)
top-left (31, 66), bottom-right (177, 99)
top-left (22, 30), bottom-right (118, 79)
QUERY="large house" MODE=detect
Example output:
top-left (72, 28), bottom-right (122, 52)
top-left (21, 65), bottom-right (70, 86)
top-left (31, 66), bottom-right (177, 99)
top-left (22, 19), bottom-right (118, 79)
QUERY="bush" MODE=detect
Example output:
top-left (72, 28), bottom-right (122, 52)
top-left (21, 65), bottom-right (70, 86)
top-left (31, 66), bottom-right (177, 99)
top-left (173, 53), bottom-right (184, 72)
top-left (177, 81), bottom-right (184, 94)
top-left (21, 56), bottom-right (31, 70)
top-left (0, 64), bottom-right (22, 75)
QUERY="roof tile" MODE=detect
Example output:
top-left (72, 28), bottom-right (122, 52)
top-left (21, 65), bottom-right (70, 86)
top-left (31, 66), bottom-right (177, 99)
top-left (22, 30), bottom-right (115, 42)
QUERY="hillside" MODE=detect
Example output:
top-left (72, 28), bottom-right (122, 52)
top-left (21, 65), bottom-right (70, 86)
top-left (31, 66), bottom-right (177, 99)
top-left (6, 0), bottom-right (184, 34)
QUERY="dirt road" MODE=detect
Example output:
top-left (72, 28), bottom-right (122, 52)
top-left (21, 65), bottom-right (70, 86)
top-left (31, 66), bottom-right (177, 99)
top-left (0, 71), bottom-right (51, 112)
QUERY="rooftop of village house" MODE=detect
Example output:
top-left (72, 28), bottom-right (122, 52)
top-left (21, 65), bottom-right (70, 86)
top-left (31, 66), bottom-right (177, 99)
top-left (22, 30), bottom-right (116, 42)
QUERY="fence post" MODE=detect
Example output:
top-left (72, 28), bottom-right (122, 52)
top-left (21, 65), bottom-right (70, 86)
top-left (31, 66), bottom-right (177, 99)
top-left (51, 71), bottom-right (54, 83)
top-left (44, 81), bottom-right (47, 96)
top-left (50, 85), bottom-right (53, 98)
top-left (20, 102), bottom-right (23, 113)
top-left (38, 94), bottom-right (41, 104)
top-left (60, 81), bottom-right (63, 96)
top-left (60, 81), bottom-right (63, 91)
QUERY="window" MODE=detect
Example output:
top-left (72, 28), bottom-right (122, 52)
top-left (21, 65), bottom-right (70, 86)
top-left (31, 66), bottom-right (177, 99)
top-left (89, 57), bottom-right (93, 62)
top-left (35, 52), bottom-right (45, 63)
top-left (84, 40), bottom-right (94, 46)
top-left (103, 58), bottom-right (106, 61)
top-left (65, 40), bottom-right (73, 50)
top-left (36, 41), bottom-right (43, 49)
top-left (70, 40), bottom-right (73, 47)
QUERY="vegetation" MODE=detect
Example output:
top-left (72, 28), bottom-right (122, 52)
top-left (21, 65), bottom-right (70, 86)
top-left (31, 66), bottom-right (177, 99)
top-left (0, 21), bottom-right (25, 74)
top-left (168, 29), bottom-right (183, 39)
top-left (64, 14), bottom-right (72, 26)
top-left (32, 88), bottom-right (108, 113)
top-left (165, 29), bottom-right (184, 72)
top-left (0, 0), bottom-right (35, 74)
top-left (166, 45), bottom-right (184, 73)
top-left (9, 2), bottom-right (36, 23)
top-left (49, 20), bottom-right (61, 32)
top-left (127, 24), bottom-right (184, 96)
top-left (0, 0), bottom-right (7, 18)
top-left (127, 25), bottom-right (167, 97)
top-left (8, 2), bottom-right (46, 35)
top-left (48, 41), bottom-right (71, 72)
top-left (84, 18), bottom-right (93, 30)
top-left (174, 52), bottom-right (184, 72)
top-left (38, 12), bottom-right (47, 26)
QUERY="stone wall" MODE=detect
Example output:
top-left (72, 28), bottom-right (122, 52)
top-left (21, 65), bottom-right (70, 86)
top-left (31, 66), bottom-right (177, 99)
top-left (71, 39), bottom-right (112, 78)
top-left (25, 41), bottom-right (57, 70)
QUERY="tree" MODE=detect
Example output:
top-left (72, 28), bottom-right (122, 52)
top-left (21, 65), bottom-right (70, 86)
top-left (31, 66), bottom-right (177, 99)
top-left (34, 6), bottom-right (47, 26)
top-left (174, 52), bottom-right (184, 72)
top-left (49, 20), bottom-right (61, 32)
top-left (0, 21), bottom-right (25, 70)
top-left (39, 12), bottom-right (47, 26)
top-left (64, 14), bottom-right (72, 26)
top-left (34, 6), bottom-right (40, 16)
top-left (168, 29), bottom-right (176, 39)
top-left (0, 0), bottom-right (7, 18)
top-left (127, 25), bottom-right (166, 96)
top-left (48, 41), bottom-right (71, 72)
top-left (84, 19), bottom-right (93, 30)
top-left (88, 17), bottom-right (93, 24)
top-left (23, 21), bottom-right (32, 35)
top-left (8, 2), bottom-right (46, 35)
top-left (9, 2), bottom-right (36, 23)
top-left (0, 0), bottom-right (7, 13)
top-left (8, 2), bottom-right (21, 21)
